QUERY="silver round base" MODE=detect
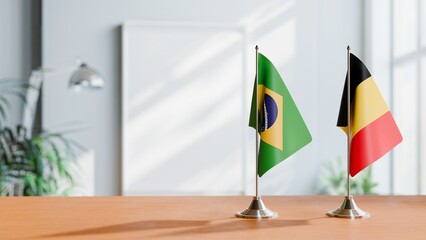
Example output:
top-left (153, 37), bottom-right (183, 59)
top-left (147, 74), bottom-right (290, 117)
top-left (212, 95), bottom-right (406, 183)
top-left (236, 196), bottom-right (278, 219)
top-left (327, 195), bottom-right (370, 219)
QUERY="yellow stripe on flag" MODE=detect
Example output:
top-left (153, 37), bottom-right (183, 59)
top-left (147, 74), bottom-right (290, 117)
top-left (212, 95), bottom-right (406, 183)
top-left (351, 77), bottom-right (389, 137)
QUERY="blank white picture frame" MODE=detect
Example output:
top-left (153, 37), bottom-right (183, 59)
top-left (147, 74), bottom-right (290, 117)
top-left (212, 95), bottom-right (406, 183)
top-left (121, 21), bottom-right (247, 195)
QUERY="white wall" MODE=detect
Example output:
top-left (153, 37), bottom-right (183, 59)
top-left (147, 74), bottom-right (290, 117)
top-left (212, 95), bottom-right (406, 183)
top-left (364, 0), bottom-right (393, 194)
top-left (42, 0), bottom-right (363, 195)
top-left (365, 0), bottom-right (426, 195)
top-left (0, 0), bottom-right (32, 127)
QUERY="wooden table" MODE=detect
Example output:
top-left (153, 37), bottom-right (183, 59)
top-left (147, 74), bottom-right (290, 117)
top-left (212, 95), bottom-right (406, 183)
top-left (1, 196), bottom-right (426, 239)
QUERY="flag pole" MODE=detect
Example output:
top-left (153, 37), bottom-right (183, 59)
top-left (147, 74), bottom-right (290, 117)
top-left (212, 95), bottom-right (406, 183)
top-left (255, 45), bottom-right (259, 198)
top-left (346, 45), bottom-right (351, 198)
top-left (236, 45), bottom-right (277, 219)
top-left (326, 46), bottom-right (369, 219)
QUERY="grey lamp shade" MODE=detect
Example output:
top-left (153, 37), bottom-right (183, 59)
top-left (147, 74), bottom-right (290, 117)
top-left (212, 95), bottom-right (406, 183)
top-left (69, 63), bottom-right (104, 90)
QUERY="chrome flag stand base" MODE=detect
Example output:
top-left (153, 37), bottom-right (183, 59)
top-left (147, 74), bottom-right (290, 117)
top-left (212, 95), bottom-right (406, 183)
top-left (327, 195), bottom-right (370, 219)
top-left (236, 196), bottom-right (278, 219)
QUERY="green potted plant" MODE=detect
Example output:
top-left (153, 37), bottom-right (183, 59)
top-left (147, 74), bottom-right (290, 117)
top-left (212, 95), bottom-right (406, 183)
top-left (0, 78), bottom-right (81, 196)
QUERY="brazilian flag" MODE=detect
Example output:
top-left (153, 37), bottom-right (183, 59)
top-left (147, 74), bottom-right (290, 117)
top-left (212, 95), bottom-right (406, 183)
top-left (249, 53), bottom-right (312, 176)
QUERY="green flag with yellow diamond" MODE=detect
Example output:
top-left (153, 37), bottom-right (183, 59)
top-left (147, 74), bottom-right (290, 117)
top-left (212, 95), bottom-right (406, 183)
top-left (249, 53), bottom-right (312, 176)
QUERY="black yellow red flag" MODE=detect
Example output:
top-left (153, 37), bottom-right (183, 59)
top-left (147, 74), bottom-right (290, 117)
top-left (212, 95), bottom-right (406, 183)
top-left (337, 53), bottom-right (402, 176)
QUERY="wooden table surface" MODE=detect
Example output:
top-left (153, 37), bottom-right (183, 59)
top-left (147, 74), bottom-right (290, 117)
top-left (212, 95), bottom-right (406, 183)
top-left (1, 196), bottom-right (426, 239)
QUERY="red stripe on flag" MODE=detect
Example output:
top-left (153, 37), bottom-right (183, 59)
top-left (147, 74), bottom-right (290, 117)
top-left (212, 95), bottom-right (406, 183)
top-left (350, 111), bottom-right (402, 177)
